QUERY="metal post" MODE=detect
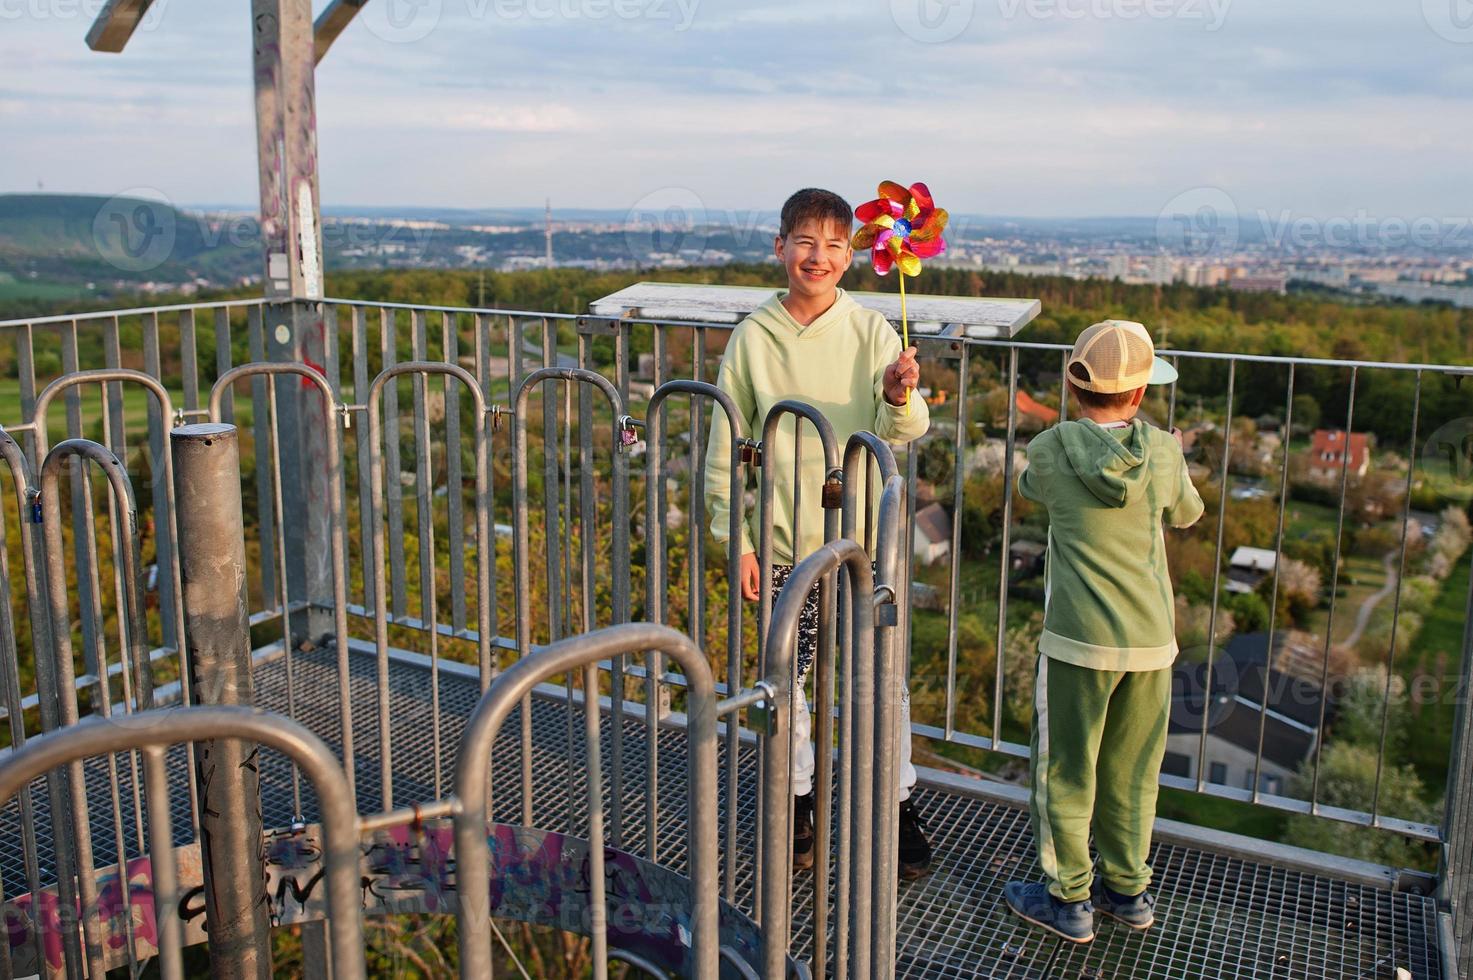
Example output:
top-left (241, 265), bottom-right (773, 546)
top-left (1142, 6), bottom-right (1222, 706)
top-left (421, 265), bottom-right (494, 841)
top-left (172, 423), bottom-right (272, 978)
top-left (254, 0), bottom-right (333, 649)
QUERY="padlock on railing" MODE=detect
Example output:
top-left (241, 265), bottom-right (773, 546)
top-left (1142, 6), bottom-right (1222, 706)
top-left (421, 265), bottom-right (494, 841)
top-left (821, 469), bottom-right (844, 510)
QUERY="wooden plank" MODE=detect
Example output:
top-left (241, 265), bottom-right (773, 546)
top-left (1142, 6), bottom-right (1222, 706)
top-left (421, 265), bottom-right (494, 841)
top-left (588, 281), bottom-right (1041, 338)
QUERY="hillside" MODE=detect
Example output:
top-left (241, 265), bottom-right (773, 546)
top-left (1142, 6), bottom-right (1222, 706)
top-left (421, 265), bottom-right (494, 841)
top-left (0, 193), bottom-right (259, 299)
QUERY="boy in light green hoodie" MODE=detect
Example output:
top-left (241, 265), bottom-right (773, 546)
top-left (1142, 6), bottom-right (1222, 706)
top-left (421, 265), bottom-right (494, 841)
top-left (1004, 319), bottom-right (1204, 944)
top-left (704, 188), bottom-right (934, 877)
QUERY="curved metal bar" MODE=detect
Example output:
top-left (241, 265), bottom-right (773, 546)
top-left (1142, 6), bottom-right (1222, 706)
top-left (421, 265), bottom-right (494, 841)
top-left (642, 379), bottom-right (745, 872)
top-left (0, 427), bottom-right (55, 974)
top-left (30, 369), bottom-right (195, 827)
top-left (209, 362), bottom-right (359, 801)
top-left (833, 431), bottom-right (899, 975)
top-left (755, 400), bottom-right (841, 972)
top-left (365, 360), bottom-right (492, 810)
top-left (760, 540), bottom-right (873, 980)
top-left (511, 367), bottom-right (631, 835)
top-left (453, 622), bottom-right (719, 980)
top-left (869, 477), bottom-right (908, 980)
top-left (756, 400), bottom-right (841, 652)
top-left (0, 705), bottom-right (366, 980)
top-left (39, 438), bottom-right (158, 978)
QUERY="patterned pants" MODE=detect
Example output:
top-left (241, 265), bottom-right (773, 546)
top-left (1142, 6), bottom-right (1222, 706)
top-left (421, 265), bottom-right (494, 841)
top-left (769, 563), bottom-right (916, 802)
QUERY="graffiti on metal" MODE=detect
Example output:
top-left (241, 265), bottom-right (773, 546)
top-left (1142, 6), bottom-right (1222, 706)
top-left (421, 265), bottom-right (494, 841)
top-left (3, 845), bottom-right (207, 977)
top-left (266, 820), bottom-right (767, 975)
top-left (8, 823), bottom-right (768, 976)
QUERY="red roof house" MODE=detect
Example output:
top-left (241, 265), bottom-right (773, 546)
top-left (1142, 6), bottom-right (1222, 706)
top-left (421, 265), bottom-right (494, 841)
top-left (1308, 429), bottom-right (1369, 481)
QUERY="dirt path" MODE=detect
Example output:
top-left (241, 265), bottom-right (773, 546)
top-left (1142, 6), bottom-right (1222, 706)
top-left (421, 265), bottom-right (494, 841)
top-left (1340, 550), bottom-right (1400, 649)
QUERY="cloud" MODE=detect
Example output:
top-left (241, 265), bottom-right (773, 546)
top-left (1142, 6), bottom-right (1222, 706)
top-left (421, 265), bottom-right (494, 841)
top-left (0, 0), bottom-right (1468, 218)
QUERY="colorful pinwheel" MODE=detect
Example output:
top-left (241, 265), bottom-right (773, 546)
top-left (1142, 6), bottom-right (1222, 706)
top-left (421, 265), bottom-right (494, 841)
top-left (852, 180), bottom-right (949, 277)
top-left (852, 181), bottom-right (948, 413)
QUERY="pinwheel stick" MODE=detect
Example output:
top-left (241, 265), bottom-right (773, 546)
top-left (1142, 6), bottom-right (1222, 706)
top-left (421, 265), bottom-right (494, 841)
top-left (899, 272), bottom-right (911, 415)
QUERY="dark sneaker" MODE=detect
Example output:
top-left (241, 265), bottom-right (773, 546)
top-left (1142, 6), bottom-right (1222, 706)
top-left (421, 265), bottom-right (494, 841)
top-left (898, 799), bottom-right (933, 880)
top-left (1091, 880), bottom-right (1155, 930)
top-left (792, 792), bottom-right (815, 871)
top-left (1003, 881), bottom-right (1095, 944)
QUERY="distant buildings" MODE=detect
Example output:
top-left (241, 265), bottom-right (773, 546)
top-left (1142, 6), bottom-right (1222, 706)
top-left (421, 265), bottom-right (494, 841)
top-left (1227, 275), bottom-right (1289, 295)
top-left (1307, 429), bottom-right (1370, 482)
top-left (1164, 633), bottom-right (1325, 796)
top-left (913, 503), bottom-right (952, 565)
top-left (1226, 546), bottom-right (1277, 595)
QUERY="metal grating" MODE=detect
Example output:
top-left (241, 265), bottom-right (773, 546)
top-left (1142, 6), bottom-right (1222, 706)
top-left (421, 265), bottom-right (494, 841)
top-left (1, 645), bottom-right (1445, 979)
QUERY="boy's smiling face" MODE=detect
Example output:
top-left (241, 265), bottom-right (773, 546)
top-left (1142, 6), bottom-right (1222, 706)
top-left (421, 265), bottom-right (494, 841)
top-left (775, 216), bottom-right (853, 303)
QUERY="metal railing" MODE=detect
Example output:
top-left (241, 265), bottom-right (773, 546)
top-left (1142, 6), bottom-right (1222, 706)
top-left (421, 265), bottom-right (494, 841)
top-left (3, 294), bottom-right (1473, 969)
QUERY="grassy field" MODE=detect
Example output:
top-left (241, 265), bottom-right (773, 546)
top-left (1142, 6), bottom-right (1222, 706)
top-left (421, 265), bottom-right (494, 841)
top-left (0, 272), bottom-right (86, 305)
top-left (1400, 556), bottom-right (1470, 797)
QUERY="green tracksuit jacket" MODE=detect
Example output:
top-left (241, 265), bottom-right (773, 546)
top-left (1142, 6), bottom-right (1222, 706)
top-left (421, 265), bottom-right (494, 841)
top-left (1016, 417), bottom-right (1204, 902)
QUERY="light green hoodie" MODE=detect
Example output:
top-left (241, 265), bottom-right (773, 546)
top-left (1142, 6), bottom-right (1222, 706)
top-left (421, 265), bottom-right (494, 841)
top-left (705, 289), bottom-right (931, 565)
top-left (1017, 418), bottom-right (1205, 672)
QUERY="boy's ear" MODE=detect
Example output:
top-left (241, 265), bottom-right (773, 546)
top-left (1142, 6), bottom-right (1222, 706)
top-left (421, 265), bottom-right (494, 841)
top-left (774, 234), bottom-right (786, 261)
top-left (1131, 387), bottom-right (1147, 408)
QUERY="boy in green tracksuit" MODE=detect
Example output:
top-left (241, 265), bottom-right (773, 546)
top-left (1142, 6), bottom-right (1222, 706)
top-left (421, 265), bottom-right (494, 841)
top-left (1003, 319), bottom-right (1204, 943)
top-left (703, 188), bottom-right (935, 878)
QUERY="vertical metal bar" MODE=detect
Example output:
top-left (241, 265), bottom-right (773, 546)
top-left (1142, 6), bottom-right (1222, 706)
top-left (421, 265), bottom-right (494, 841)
top-left (1057, 348), bottom-right (1070, 424)
top-left (248, 306), bottom-right (277, 618)
top-left (512, 375), bottom-right (536, 828)
top-left (266, 375), bottom-right (304, 815)
top-left (1166, 356), bottom-right (1180, 432)
top-left (0, 437), bottom-right (47, 976)
top-left (172, 423), bottom-right (271, 979)
top-left (1252, 365), bottom-right (1296, 798)
top-left (382, 309), bottom-right (408, 618)
top-left (105, 316), bottom-right (128, 451)
top-left (410, 314), bottom-right (444, 799)
top-left (16, 323), bottom-right (38, 468)
top-left (315, 357), bottom-right (357, 806)
top-left (645, 387), bottom-right (665, 862)
top-left (574, 335), bottom-right (594, 821)
top-left (61, 327), bottom-right (102, 683)
top-left (324, 305), bottom-right (350, 603)
top-left (352, 309), bottom-right (374, 618)
top-left (562, 380), bottom-right (574, 640)
top-left (214, 309), bottom-right (235, 425)
top-left (367, 366), bottom-right (396, 810)
top-left (584, 661), bottom-right (610, 980)
top-left (991, 347), bottom-right (1019, 745)
top-left (871, 479), bottom-right (906, 980)
top-left (1310, 367), bottom-right (1358, 811)
top-left (944, 345), bottom-right (968, 739)
top-left (1370, 370), bottom-right (1422, 822)
top-left (475, 312), bottom-right (499, 663)
top-left (445, 313), bottom-right (467, 634)
top-left (1196, 360), bottom-right (1236, 790)
top-left (143, 310), bottom-right (178, 651)
top-left (690, 327), bottom-right (708, 652)
top-left (610, 329), bottom-right (632, 852)
top-left (142, 745), bottom-right (184, 980)
top-left (181, 309), bottom-right (200, 413)
top-left (542, 319), bottom-right (563, 648)
top-left (39, 448), bottom-right (98, 978)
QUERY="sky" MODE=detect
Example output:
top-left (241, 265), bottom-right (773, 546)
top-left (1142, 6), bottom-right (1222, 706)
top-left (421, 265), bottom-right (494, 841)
top-left (2, 0), bottom-right (1471, 221)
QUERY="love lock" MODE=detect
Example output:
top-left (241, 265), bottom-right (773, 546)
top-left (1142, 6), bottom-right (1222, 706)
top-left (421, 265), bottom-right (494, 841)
top-left (821, 472), bottom-right (843, 510)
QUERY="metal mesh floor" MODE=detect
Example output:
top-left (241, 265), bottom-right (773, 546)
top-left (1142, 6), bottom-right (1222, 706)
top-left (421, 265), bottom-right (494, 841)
top-left (1, 645), bottom-right (1445, 978)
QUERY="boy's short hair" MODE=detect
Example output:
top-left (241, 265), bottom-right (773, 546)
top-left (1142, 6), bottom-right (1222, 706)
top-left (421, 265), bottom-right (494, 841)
top-left (779, 188), bottom-right (853, 239)
top-left (1068, 364), bottom-right (1139, 411)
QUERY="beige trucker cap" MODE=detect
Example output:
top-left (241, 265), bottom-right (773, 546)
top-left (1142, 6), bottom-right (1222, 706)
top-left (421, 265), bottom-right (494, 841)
top-left (1066, 319), bottom-right (1179, 394)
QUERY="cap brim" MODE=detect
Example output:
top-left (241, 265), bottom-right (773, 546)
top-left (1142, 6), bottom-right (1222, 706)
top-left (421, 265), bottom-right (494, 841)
top-left (1149, 356), bottom-right (1178, 386)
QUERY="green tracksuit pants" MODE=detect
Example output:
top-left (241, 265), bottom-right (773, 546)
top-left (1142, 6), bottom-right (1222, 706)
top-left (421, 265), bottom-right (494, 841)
top-left (1028, 654), bottom-right (1172, 903)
